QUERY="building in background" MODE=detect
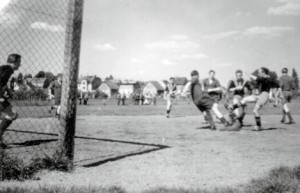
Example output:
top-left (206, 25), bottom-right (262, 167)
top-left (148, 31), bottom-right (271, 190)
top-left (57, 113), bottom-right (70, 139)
top-left (78, 75), bottom-right (102, 97)
top-left (98, 80), bottom-right (119, 98)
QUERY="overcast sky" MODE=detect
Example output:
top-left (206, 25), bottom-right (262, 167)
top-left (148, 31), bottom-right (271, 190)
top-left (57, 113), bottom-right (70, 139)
top-left (80, 0), bottom-right (300, 84)
top-left (0, 0), bottom-right (299, 85)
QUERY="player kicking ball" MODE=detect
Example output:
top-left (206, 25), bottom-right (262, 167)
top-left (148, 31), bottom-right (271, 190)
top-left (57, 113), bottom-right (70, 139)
top-left (184, 70), bottom-right (239, 131)
top-left (228, 67), bottom-right (273, 131)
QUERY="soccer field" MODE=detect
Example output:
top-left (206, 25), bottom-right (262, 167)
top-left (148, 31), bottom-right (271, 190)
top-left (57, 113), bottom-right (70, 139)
top-left (2, 98), bottom-right (300, 192)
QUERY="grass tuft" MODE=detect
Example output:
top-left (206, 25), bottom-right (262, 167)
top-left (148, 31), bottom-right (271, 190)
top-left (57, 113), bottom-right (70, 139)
top-left (1, 150), bottom-right (72, 181)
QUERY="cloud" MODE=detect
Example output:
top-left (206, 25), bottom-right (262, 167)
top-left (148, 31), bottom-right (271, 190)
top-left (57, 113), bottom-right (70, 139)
top-left (0, 12), bottom-right (20, 27)
top-left (268, 0), bottom-right (300, 15)
top-left (94, 43), bottom-right (115, 51)
top-left (243, 26), bottom-right (294, 37)
top-left (202, 31), bottom-right (240, 41)
top-left (203, 26), bottom-right (293, 42)
top-left (170, 34), bottom-right (189, 41)
top-left (162, 59), bottom-right (176, 66)
top-left (145, 40), bottom-right (199, 51)
top-left (216, 63), bottom-right (234, 67)
top-left (31, 22), bottom-right (64, 32)
top-left (176, 53), bottom-right (208, 60)
top-left (131, 58), bottom-right (140, 63)
top-left (0, 0), bottom-right (10, 12)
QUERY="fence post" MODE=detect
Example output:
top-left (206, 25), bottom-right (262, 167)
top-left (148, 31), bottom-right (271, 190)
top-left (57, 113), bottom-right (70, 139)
top-left (0, 147), bottom-right (4, 181)
top-left (59, 0), bottom-right (84, 169)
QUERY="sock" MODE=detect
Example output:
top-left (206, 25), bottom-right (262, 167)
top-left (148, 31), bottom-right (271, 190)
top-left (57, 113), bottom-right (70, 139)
top-left (281, 110), bottom-right (286, 122)
top-left (0, 119), bottom-right (12, 141)
top-left (286, 112), bottom-right (294, 122)
top-left (255, 116), bottom-right (261, 127)
top-left (219, 117), bottom-right (229, 126)
top-left (232, 104), bottom-right (240, 110)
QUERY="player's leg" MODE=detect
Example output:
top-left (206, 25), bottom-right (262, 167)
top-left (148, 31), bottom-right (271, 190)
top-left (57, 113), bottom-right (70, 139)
top-left (211, 103), bottom-right (229, 126)
top-left (166, 95), bottom-right (172, 118)
top-left (253, 92), bottom-right (269, 131)
top-left (253, 103), bottom-right (262, 131)
top-left (204, 110), bottom-right (216, 130)
top-left (0, 105), bottom-right (18, 148)
top-left (282, 93), bottom-right (294, 124)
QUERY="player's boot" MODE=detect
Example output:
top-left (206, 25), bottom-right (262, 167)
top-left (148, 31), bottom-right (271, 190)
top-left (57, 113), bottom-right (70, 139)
top-left (253, 126), bottom-right (262, 131)
top-left (219, 119), bottom-right (241, 131)
top-left (219, 117), bottom-right (230, 127)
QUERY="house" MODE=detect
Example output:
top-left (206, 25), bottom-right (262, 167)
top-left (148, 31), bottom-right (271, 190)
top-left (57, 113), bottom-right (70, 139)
top-left (143, 81), bottom-right (165, 96)
top-left (118, 80), bottom-right (143, 97)
top-left (158, 80), bottom-right (168, 90)
top-left (173, 77), bottom-right (188, 93)
top-left (98, 80), bottom-right (119, 98)
top-left (78, 75), bottom-right (102, 94)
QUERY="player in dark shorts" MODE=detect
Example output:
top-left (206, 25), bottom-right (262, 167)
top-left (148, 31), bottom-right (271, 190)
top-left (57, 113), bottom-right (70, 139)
top-left (48, 73), bottom-right (62, 119)
top-left (202, 70), bottom-right (223, 123)
top-left (277, 68), bottom-right (295, 124)
top-left (228, 67), bottom-right (272, 131)
top-left (226, 70), bottom-right (251, 126)
top-left (183, 70), bottom-right (238, 131)
top-left (164, 77), bottom-right (177, 118)
top-left (0, 54), bottom-right (21, 148)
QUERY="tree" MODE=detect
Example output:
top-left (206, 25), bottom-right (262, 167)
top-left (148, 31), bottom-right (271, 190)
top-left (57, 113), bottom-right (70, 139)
top-left (92, 77), bottom-right (102, 90)
top-left (24, 74), bottom-right (32, 79)
top-left (105, 75), bottom-right (114, 81)
top-left (35, 71), bottom-right (45, 78)
top-left (292, 68), bottom-right (299, 91)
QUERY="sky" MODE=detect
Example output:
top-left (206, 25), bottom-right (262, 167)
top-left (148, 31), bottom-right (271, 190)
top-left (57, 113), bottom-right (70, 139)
top-left (0, 0), bottom-right (300, 85)
top-left (80, 0), bottom-right (300, 84)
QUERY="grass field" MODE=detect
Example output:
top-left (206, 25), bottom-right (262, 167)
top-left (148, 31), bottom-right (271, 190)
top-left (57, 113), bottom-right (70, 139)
top-left (1, 98), bottom-right (300, 192)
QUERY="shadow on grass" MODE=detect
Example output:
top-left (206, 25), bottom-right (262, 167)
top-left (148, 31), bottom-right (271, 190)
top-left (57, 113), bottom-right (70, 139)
top-left (6, 129), bottom-right (171, 168)
top-left (74, 136), bottom-right (170, 168)
top-left (9, 139), bottom-right (57, 148)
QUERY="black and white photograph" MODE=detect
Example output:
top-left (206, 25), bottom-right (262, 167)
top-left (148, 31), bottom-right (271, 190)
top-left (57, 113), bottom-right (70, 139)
top-left (0, 0), bottom-right (300, 192)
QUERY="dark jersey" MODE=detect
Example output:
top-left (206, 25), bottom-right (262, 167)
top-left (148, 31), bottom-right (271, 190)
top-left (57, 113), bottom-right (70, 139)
top-left (202, 78), bottom-right (221, 96)
top-left (0, 65), bottom-right (14, 97)
top-left (227, 78), bottom-right (250, 96)
top-left (256, 76), bottom-right (272, 93)
top-left (165, 84), bottom-right (177, 94)
top-left (190, 81), bottom-right (213, 106)
top-left (49, 81), bottom-right (62, 99)
top-left (279, 75), bottom-right (294, 91)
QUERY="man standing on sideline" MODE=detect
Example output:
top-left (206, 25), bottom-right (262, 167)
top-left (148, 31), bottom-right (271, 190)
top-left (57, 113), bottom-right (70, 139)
top-left (121, 93), bottom-right (126, 105)
top-left (202, 70), bottom-right (222, 123)
top-left (0, 54), bottom-right (21, 148)
top-left (229, 67), bottom-right (272, 131)
top-left (277, 68), bottom-right (295, 124)
top-left (164, 77), bottom-right (177, 118)
top-left (48, 73), bottom-right (63, 119)
top-left (183, 70), bottom-right (236, 130)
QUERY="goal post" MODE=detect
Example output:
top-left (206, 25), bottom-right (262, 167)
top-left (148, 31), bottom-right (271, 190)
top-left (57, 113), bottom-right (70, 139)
top-left (59, 0), bottom-right (84, 168)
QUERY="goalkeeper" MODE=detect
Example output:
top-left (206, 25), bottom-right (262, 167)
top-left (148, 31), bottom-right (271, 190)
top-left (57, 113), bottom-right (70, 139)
top-left (0, 54), bottom-right (21, 148)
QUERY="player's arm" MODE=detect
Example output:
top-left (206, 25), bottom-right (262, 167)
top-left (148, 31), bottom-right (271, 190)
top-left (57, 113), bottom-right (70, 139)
top-left (207, 80), bottom-right (222, 93)
top-left (48, 83), bottom-right (54, 99)
top-left (227, 80), bottom-right (237, 92)
top-left (182, 82), bottom-right (191, 96)
top-left (164, 87), bottom-right (168, 99)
